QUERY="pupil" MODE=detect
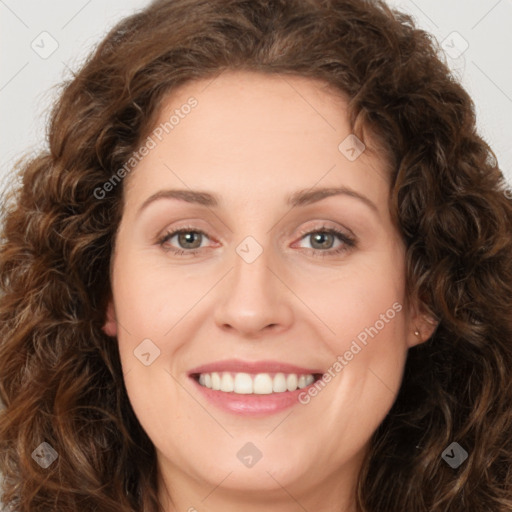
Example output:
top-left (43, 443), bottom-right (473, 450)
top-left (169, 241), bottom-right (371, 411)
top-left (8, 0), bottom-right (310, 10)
top-left (180, 232), bottom-right (200, 248)
top-left (313, 233), bottom-right (332, 249)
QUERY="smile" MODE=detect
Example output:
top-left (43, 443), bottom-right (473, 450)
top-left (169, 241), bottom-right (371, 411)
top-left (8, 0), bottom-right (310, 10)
top-left (194, 371), bottom-right (320, 394)
top-left (188, 359), bottom-right (326, 415)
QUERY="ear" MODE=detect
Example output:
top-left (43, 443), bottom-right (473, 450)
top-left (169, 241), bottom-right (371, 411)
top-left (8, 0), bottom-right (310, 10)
top-left (102, 299), bottom-right (118, 337)
top-left (407, 296), bottom-right (439, 348)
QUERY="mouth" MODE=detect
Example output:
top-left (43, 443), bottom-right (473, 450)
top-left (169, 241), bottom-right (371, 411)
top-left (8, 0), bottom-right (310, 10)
top-left (187, 360), bottom-right (327, 416)
top-left (190, 371), bottom-right (324, 394)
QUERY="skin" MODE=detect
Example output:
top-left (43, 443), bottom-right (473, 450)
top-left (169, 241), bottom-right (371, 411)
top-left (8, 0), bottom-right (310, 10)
top-left (103, 70), bottom-right (437, 512)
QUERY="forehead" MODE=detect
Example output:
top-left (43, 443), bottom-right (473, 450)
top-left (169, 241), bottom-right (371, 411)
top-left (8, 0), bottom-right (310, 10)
top-left (123, 70), bottom-right (391, 212)
top-left (153, 70), bottom-right (352, 142)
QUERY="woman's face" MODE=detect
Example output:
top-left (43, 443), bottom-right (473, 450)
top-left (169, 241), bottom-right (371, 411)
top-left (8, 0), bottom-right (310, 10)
top-left (104, 71), bottom-right (435, 510)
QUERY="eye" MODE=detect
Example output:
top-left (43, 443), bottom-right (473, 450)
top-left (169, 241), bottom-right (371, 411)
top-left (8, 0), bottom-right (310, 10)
top-left (157, 226), bottom-right (211, 256)
top-left (156, 224), bottom-right (357, 258)
top-left (294, 225), bottom-right (356, 258)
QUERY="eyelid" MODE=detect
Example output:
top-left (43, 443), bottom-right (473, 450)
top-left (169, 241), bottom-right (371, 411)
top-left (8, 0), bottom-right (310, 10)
top-left (294, 220), bottom-right (355, 240)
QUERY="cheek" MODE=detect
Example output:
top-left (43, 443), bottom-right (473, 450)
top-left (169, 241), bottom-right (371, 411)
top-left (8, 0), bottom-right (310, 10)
top-left (301, 252), bottom-right (406, 347)
top-left (111, 250), bottom-right (213, 373)
top-left (318, 255), bottom-right (408, 414)
top-left (306, 273), bottom-right (408, 449)
top-left (111, 250), bottom-right (186, 334)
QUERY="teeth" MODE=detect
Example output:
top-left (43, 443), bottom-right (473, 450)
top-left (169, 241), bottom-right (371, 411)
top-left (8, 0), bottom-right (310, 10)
top-left (211, 372), bottom-right (221, 390)
top-left (196, 372), bottom-right (316, 394)
top-left (253, 373), bottom-right (273, 394)
top-left (233, 373), bottom-right (252, 394)
top-left (221, 372), bottom-right (234, 392)
top-left (286, 374), bottom-right (297, 391)
top-left (273, 373), bottom-right (287, 392)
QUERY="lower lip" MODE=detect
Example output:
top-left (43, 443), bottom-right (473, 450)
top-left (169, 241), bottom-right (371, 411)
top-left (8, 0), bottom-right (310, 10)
top-left (190, 376), bottom-right (318, 416)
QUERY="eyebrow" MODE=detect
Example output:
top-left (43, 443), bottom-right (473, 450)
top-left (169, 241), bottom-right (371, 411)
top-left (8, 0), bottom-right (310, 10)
top-left (137, 186), bottom-right (379, 215)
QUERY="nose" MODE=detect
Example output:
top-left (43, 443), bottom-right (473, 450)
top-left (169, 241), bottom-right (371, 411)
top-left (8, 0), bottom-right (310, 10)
top-left (213, 240), bottom-right (294, 338)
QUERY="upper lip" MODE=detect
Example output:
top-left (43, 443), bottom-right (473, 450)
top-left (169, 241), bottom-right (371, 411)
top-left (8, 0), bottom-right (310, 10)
top-left (188, 359), bottom-right (324, 376)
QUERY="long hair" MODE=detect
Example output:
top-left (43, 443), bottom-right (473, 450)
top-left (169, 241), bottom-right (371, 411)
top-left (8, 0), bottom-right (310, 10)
top-left (1, 0), bottom-right (511, 510)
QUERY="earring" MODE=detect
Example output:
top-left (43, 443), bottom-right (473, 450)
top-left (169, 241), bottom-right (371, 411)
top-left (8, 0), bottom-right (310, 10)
top-left (414, 329), bottom-right (421, 338)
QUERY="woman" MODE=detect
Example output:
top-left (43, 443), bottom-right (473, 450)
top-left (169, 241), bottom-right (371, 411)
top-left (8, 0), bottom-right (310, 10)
top-left (1, 0), bottom-right (511, 511)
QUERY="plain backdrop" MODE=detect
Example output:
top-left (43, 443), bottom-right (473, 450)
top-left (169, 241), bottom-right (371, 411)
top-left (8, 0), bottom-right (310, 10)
top-left (1, 0), bottom-right (511, 188)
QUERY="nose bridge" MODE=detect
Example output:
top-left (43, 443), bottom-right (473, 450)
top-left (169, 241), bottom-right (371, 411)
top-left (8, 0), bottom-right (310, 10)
top-left (234, 233), bottom-right (273, 293)
top-left (213, 229), bottom-right (293, 334)
top-left (231, 232), bottom-right (278, 307)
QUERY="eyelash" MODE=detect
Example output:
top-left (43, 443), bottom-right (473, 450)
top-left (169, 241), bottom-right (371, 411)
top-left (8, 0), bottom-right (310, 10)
top-left (156, 224), bottom-right (356, 259)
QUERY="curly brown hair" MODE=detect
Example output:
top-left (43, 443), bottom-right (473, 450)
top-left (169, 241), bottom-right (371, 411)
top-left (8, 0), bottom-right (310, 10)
top-left (1, 0), bottom-right (511, 510)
